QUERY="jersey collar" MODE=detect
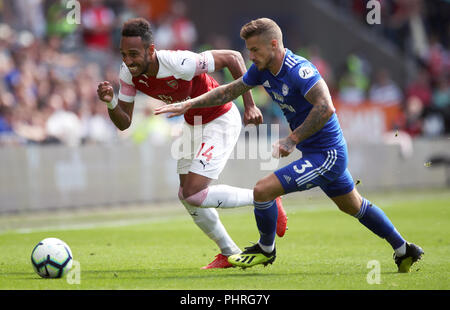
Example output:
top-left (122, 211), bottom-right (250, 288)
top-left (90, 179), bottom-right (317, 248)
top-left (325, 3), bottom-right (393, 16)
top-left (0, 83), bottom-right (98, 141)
top-left (271, 48), bottom-right (290, 77)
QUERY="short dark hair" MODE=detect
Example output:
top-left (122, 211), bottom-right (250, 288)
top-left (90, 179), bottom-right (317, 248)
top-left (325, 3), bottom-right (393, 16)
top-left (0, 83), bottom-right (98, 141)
top-left (121, 18), bottom-right (153, 47)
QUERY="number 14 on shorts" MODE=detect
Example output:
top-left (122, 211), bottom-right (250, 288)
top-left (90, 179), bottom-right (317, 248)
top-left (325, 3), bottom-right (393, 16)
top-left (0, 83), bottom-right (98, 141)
top-left (196, 143), bottom-right (214, 162)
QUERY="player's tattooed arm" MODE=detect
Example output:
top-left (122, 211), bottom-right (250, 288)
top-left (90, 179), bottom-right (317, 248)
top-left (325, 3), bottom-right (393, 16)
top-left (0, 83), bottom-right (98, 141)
top-left (191, 77), bottom-right (253, 108)
top-left (274, 79), bottom-right (335, 157)
top-left (154, 78), bottom-right (253, 117)
top-left (211, 50), bottom-right (263, 125)
top-left (289, 79), bottom-right (335, 145)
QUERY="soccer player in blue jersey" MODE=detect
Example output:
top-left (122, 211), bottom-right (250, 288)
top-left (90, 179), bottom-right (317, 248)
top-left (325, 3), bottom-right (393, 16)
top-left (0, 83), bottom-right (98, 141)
top-left (155, 18), bottom-right (424, 272)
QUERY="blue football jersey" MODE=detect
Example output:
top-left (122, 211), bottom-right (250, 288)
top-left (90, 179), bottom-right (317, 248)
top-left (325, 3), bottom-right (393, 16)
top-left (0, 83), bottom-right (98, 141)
top-left (243, 49), bottom-right (345, 153)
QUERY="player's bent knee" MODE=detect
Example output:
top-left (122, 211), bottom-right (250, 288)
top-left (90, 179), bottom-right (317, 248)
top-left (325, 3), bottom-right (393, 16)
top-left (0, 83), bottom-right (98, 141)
top-left (184, 188), bottom-right (209, 207)
top-left (332, 192), bottom-right (362, 216)
top-left (253, 181), bottom-right (272, 202)
top-left (182, 183), bottom-right (209, 200)
top-left (178, 187), bottom-right (184, 201)
top-left (336, 203), bottom-right (355, 215)
top-left (332, 189), bottom-right (362, 216)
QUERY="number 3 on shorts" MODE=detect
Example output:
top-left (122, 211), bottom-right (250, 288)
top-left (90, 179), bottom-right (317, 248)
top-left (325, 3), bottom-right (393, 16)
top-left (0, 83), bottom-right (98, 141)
top-left (293, 160), bottom-right (312, 174)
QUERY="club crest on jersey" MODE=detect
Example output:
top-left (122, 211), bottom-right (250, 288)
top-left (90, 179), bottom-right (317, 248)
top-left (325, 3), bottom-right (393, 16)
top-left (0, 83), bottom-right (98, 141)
top-left (299, 64), bottom-right (315, 79)
top-left (282, 84), bottom-right (289, 96)
top-left (167, 80), bottom-right (178, 89)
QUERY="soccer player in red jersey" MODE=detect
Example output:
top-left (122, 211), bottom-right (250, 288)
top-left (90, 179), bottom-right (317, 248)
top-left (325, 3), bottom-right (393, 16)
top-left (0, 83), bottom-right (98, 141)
top-left (97, 18), bottom-right (287, 269)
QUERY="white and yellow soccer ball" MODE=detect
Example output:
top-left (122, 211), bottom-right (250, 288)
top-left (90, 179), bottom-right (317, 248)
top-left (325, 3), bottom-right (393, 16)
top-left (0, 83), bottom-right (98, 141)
top-left (31, 238), bottom-right (73, 278)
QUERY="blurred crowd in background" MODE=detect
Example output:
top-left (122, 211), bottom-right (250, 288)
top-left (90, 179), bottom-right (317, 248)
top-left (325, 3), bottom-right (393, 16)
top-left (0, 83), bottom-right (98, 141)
top-left (0, 0), bottom-right (448, 147)
top-left (330, 0), bottom-right (449, 138)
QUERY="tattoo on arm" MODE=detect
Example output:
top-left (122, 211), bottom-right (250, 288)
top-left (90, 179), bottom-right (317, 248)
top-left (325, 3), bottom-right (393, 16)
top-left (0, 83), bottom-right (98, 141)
top-left (190, 77), bottom-right (252, 108)
top-left (290, 79), bottom-right (335, 144)
top-left (212, 50), bottom-right (255, 109)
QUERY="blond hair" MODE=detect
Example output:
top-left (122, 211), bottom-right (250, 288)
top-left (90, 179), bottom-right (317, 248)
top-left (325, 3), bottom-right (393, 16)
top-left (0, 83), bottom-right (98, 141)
top-left (240, 18), bottom-right (283, 44)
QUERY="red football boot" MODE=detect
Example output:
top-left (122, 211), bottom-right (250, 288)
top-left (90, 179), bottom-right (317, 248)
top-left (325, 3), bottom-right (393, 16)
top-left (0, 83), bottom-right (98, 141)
top-left (201, 254), bottom-right (233, 269)
top-left (275, 196), bottom-right (287, 237)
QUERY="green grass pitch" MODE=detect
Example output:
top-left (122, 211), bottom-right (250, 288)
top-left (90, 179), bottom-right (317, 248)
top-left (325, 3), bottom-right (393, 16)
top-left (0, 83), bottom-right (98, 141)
top-left (0, 189), bottom-right (449, 290)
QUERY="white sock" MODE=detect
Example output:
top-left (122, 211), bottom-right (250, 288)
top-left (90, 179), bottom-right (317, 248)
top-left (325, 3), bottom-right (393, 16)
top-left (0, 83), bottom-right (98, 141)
top-left (200, 185), bottom-right (253, 209)
top-left (394, 242), bottom-right (407, 257)
top-left (258, 241), bottom-right (275, 253)
top-left (180, 199), bottom-right (241, 256)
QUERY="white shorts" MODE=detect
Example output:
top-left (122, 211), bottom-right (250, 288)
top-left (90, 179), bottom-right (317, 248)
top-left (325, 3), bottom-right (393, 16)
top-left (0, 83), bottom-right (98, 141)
top-left (176, 103), bottom-right (241, 179)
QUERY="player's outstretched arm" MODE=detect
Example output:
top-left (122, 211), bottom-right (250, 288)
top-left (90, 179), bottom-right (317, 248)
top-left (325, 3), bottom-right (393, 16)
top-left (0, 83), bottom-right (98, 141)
top-left (274, 79), bottom-right (335, 158)
top-left (97, 81), bottom-right (134, 131)
top-left (211, 50), bottom-right (262, 125)
top-left (154, 77), bottom-right (253, 118)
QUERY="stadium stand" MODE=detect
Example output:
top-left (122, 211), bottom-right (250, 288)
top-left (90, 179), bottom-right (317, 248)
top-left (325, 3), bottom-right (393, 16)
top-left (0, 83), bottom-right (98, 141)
top-left (0, 0), bottom-right (448, 148)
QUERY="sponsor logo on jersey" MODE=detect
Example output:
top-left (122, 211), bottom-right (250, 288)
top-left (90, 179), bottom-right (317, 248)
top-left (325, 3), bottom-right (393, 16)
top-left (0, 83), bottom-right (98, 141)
top-left (157, 95), bottom-right (191, 104)
top-left (263, 80), bottom-right (271, 88)
top-left (158, 95), bottom-right (173, 103)
top-left (279, 103), bottom-right (296, 113)
top-left (299, 64), bottom-right (315, 79)
top-left (272, 92), bottom-right (284, 103)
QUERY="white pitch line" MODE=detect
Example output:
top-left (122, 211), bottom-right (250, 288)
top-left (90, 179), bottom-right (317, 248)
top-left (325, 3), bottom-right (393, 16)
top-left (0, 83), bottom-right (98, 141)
top-left (0, 215), bottom-right (186, 235)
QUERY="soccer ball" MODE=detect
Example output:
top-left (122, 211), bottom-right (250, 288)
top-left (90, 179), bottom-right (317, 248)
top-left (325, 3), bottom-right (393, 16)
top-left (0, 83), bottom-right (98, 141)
top-left (31, 238), bottom-right (73, 278)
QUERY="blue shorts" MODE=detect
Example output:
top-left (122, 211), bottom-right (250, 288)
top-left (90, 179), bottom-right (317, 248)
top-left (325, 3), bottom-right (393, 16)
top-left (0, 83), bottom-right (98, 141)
top-left (274, 145), bottom-right (355, 198)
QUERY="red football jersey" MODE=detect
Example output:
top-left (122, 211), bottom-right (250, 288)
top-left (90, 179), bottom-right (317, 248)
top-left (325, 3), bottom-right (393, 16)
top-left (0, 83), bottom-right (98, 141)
top-left (118, 50), bottom-right (232, 125)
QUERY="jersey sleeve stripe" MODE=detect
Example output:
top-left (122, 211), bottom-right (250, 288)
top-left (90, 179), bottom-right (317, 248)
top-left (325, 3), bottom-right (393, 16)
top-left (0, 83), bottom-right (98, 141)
top-left (285, 57), bottom-right (297, 68)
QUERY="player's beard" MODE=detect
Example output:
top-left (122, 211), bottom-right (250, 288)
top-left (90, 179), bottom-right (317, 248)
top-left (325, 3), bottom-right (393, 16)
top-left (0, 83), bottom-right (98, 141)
top-left (254, 53), bottom-right (273, 71)
top-left (130, 50), bottom-right (151, 76)
top-left (255, 57), bottom-right (270, 71)
top-left (140, 50), bottom-right (151, 75)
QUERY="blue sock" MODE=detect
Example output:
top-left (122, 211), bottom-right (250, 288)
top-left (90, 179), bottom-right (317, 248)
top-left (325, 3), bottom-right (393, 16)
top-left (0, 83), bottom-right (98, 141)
top-left (354, 198), bottom-right (406, 250)
top-left (253, 200), bottom-right (278, 248)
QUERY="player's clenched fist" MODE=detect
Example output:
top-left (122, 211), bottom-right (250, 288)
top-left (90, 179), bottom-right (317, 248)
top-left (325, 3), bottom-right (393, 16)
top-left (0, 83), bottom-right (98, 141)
top-left (272, 136), bottom-right (297, 158)
top-left (97, 81), bottom-right (118, 109)
top-left (97, 81), bottom-right (114, 102)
